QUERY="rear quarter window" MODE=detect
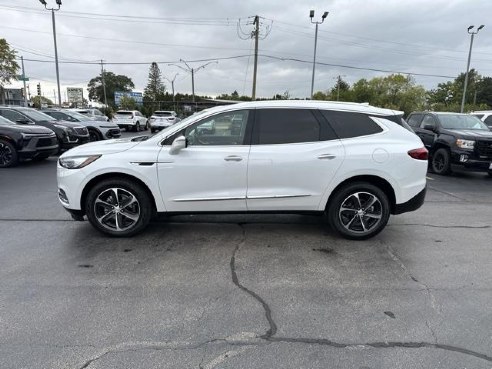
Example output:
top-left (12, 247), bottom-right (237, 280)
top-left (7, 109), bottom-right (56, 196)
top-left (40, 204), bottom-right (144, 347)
top-left (320, 110), bottom-right (383, 139)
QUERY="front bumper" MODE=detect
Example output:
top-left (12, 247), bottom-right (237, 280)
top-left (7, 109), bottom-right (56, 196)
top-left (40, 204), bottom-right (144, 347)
top-left (393, 187), bottom-right (426, 215)
top-left (60, 135), bottom-right (90, 151)
top-left (18, 135), bottom-right (59, 159)
top-left (450, 150), bottom-right (492, 172)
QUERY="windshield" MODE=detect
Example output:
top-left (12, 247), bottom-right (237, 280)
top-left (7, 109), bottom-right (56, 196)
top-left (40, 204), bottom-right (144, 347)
top-left (64, 111), bottom-right (92, 121)
top-left (21, 109), bottom-right (56, 122)
top-left (0, 115), bottom-right (14, 125)
top-left (438, 114), bottom-right (489, 130)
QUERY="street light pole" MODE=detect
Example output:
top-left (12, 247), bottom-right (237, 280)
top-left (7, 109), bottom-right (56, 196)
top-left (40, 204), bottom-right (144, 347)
top-left (39, 0), bottom-right (62, 107)
top-left (309, 10), bottom-right (329, 99)
top-left (164, 73), bottom-right (179, 111)
top-left (461, 25), bottom-right (484, 113)
top-left (168, 59), bottom-right (218, 105)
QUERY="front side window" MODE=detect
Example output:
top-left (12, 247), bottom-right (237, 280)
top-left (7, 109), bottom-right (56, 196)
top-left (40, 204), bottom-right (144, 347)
top-left (320, 110), bottom-right (383, 139)
top-left (255, 109), bottom-right (321, 144)
top-left (421, 115), bottom-right (438, 129)
top-left (0, 109), bottom-right (27, 123)
top-left (20, 109), bottom-right (56, 122)
top-left (184, 110), bottom-right (249, 146)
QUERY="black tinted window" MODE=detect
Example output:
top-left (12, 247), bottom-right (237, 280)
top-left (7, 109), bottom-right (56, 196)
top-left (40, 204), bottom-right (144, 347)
top-left (256, 109), bottom-right (321, 144)
top-left (0, 109), bottom-right (27, 123)
top-left (484, 116), bottom-right (492, 125)
top-left (406, 114), bottom-right (423, 127)
top-left (320, 110), bottom-right (383, 139)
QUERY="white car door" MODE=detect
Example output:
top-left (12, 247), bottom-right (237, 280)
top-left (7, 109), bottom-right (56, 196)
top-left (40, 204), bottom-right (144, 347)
top-left (247, 108), bottom-right (345, 211)
top-left (157, 109), bottom-right (252, 212)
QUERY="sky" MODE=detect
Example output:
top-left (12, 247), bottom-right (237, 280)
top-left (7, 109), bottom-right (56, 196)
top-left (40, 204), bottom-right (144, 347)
top-left (1, 0), bottom-right (492, 104)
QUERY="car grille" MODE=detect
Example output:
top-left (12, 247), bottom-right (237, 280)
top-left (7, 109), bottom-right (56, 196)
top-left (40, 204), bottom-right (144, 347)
top-left (476, 140), bottom-right (492, 158)
top-left (74, 127), bottom-right (88, 135)
top-left (37, 137), bottom-right (57, 148)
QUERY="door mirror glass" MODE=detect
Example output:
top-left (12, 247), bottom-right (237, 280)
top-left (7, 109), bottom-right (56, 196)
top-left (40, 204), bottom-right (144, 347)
top-left (16, 119), bottom-right (31, 124)
top-left (169, 135), bottom-right (187, 155)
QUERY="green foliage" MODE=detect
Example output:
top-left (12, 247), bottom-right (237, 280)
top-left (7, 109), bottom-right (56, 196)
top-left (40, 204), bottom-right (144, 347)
top-left (119, 95), bottom-right (138, 110)
top-left (143, 62), bottom-right (166, 114)
top-left (217, 90), bottom-right (252, 101)
top-left (31, 95), bottom-right (53, 109)
top-left (0, 38), bottom-right (20, 105)
top-left (87, 71), bottom-right (134, 107)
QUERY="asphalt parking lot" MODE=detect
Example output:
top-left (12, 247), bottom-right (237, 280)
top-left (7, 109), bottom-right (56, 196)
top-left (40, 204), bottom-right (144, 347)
top-left (1, 131), bottom-right (491, 369)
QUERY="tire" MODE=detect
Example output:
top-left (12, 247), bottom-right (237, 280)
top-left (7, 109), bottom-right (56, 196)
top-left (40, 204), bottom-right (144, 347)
top-left (134, 122), bottom-right (140, 132)
top-left (0, 139), bottom-right (18, 168)
top-left (150, 128), bottom-right (155, 134)
top-left (488, 171), bottom-right (492, 178)
top-left (85, 178), bottom-right (153, 237)
top-left (88, 129), bottom-right (102, 142)
top-left (431, 148), bottom-right (452, 175)
top-left (143, 120), bottom-right (149, 131)
top-left (327, 182), bottom-right (391, 240)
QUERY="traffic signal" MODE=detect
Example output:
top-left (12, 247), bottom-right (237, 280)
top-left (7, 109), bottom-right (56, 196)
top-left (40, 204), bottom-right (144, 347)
top-left (36, 83), bottom-right (41, 96)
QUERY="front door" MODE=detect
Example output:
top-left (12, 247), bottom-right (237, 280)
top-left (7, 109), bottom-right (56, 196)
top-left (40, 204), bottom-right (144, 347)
top-left (157, 109), bottom-right (252, 212)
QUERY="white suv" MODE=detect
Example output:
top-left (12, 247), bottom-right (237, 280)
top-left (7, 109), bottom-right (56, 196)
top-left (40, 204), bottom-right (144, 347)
top-left (113, 110), bottom-right (148, 132)
top-left (149, 111), bottom-right (180, 133)
top-left (57, 101), bottom-right (428, 240)
top-left (471, 111), bottom-right (492, 129)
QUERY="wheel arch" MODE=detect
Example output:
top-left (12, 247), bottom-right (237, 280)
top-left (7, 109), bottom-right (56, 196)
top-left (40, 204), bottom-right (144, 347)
top-left (80, 172), bottom-right (158, 215)
top-left (326, 175), bottom-right (397, 214)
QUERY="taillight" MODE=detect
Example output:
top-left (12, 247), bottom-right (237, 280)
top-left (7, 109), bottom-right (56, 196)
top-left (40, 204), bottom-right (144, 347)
top-left (408, 147), bottom-right (428, 160)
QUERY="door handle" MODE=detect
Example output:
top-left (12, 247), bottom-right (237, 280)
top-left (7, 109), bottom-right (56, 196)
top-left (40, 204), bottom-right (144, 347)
top-left (318, 154), bottom-right (336, 160)
top-left (224, 155), bottom-right (243, 162)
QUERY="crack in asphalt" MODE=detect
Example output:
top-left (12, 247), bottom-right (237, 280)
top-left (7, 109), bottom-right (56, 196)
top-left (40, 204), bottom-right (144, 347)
top-left (230, 224), bottom-right (277, 339)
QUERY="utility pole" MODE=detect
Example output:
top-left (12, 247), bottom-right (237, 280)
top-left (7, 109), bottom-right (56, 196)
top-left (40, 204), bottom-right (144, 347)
top-left (21, 56), bottom-right (28, 107)
top-left (461, 25), bottom-right (484, 113)
top-left (310, 10), bottom-right (329, 99)
top-left (39, 0), bottom-right (62, 106)
top-left (252, 15), bottom-right (259, 100)
top-left (168, 60), bottom-right (217, 105)
top-left (100, 60), bottom-right (108, 107)
top-left (237, 16), bottom-right (272, 100)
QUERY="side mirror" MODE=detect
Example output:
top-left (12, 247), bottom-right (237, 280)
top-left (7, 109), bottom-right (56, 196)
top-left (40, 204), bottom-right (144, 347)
top-left (423, 123), bottom-right (436, 132)
top-left (169, 135), bottom-right (187, 155)
top-left (16, 119), bottom-right (31, 125)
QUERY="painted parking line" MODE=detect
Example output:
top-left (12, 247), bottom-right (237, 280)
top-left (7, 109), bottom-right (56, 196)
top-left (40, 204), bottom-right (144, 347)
top-left (426, 176), bottom-right (434, 180)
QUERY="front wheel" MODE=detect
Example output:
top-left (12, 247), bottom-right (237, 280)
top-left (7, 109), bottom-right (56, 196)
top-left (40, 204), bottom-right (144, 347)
top-left (88, 129), bottom-right (102, 142)
top-left (134, 122), bottom-right (141, 132)
top-left (85, 178), bottom-right (153, 237)
top-left (0, 139), bottom-right (18, 168)
top-left (431, 148), bottom-right (452, 175)
top-left (327, 182), bottom-right (390, 240)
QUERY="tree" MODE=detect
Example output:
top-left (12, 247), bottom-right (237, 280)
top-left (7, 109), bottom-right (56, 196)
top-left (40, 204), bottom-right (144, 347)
top-left (119, 95), bottom-right (137, 110)
top-left (31, 96), bottom-right (53, 108)
top-left (143, 62), bottom-right (166, 111)
top-left (330, 77), bottom-right (352, 101)
top-left (87, 71), bottom-right (134, 107)
top-left (0, 39), bottom-right (20, 105)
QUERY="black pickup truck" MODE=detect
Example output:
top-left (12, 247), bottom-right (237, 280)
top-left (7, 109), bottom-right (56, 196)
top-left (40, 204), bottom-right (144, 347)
top-left (406, 112), bottom-right (492, 176)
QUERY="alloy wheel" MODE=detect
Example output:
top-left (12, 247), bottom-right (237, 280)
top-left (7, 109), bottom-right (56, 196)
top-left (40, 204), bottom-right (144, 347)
top-left (433, 154), bottom-right (445, 172)
top-left (338, 191), bottom-right (383, 234)
top-left (93, 187), bottom-right (141, 232)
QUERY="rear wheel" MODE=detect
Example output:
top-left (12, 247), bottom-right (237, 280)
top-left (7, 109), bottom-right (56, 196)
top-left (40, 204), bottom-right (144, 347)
top-left (85, 178), bottom-right (153, 237)
top-left (327, 182), bottom-right (390, 240)
top-left (431, 148), bottom-right (452, 175)
top-left (134, 122), bottom-right (140, 132)
top-left (0, 139), bottom-right (18, 168)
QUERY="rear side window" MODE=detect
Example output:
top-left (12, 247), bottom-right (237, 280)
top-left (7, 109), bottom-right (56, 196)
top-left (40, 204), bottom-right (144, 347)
top-left (407, 114), bottom-right (423, 127)
top-left (473, 114), bottom-right (484, 119)
top-left (255, 109), bottom-right (322, 144)
top-left (320, 110), bottom-right (383, 139)
top-left (484, 116), bottom-right (492, 125)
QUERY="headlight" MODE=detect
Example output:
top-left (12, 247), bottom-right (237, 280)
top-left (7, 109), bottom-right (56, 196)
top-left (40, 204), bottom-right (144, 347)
top-left (53, 124), bottom-right (71, 132)
top-left (456, 139), bottom-right (475, 149)
top-left (59, 155), bottom-right (101, 169)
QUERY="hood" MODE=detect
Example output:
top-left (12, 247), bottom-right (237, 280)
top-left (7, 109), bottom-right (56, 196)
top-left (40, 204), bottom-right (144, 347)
top-left (443, 128), bottom-right (492, 139)
top-left (45, 120), bottom-right (85, 129)
top-left (4, 124), bottom-right (54, 134)
top-left (59, 135), bottom-right (146, 157)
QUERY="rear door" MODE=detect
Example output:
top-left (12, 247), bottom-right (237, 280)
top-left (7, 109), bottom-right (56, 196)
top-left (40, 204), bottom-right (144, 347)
top-left (246, 108), bottom-right (344, 211)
